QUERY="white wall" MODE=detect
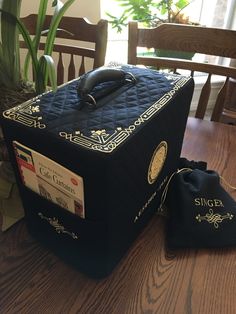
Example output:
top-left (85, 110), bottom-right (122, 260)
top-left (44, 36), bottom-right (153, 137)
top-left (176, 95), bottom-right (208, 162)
top-left (20, 0), bottom-right (101, 22)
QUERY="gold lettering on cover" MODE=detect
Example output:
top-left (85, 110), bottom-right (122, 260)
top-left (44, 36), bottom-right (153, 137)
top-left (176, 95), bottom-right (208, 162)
top-left (134, 175), bottom-right (169, 223)
top-left (194, 198), bottom-right (224, 207)
top-left (134, 192), bottom-right (157, 223)
top-left (196, 208), bottom-right (233, 229)
top-left (38, 212), bottom-right (79, 239)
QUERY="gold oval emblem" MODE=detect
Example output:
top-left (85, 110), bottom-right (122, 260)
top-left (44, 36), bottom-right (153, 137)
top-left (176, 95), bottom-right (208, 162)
top-left (148, 141), bottom-right (168, 184)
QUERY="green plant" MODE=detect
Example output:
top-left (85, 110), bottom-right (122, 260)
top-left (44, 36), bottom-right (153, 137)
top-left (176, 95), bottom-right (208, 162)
top-left (0, 0), bottom-right (76, 95)
top-left (107, 0), bottom-right (196, 33)
top-left (0, 0), bottom-right (22, 89)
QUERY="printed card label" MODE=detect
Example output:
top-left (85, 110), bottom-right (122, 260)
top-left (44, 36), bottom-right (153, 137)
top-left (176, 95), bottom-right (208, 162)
top-left (13, 141), bottom-right (85, 218)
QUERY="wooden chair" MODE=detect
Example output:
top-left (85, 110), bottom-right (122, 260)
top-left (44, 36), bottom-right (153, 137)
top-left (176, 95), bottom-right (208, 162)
top-left (20, 14), bottom-right (108, 84)
top-left (128, 22), bottom-right (236, 123)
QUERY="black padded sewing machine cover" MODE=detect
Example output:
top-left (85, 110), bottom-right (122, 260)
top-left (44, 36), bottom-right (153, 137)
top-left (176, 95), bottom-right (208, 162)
top-left (1, 65), bottom-right (194, 277)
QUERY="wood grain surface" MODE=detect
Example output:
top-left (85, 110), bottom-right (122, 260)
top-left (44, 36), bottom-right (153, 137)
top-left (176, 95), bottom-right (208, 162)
top-left (1, 117), bottom-right (236, 314)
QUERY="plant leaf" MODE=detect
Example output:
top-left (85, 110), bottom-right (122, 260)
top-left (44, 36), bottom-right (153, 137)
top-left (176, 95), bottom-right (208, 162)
top-left (52, 0), bottom-right (64, 23)
top-left (0, 0), bottom-right (22, 88)
top-left (38, 54), bottom-right (57, 92)
top-left (0, 9), bottom-right (39, 84)
top-left (44, 0), bottom-right (76, 56)
top-left (23, 0), bottom-right (49, 81)
top-left (0, 43), bottom-right (15, 87)
top-left (52, 0), bottom-right (58, 6)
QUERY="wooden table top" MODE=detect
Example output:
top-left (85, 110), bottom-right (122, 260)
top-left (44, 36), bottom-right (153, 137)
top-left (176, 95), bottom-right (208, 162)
top-left (1, 117), bottom-right (236, 314)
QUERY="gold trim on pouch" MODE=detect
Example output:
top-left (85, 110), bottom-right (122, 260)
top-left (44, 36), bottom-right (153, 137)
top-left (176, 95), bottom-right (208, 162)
top-left (196, 208), bottom-right (234, 229)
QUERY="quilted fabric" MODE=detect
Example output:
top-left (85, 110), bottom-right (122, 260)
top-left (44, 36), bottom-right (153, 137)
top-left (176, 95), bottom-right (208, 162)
top-left (1, 65), bottom-right (194, 277)
top-left (33, 66), bottom-right (188, 135)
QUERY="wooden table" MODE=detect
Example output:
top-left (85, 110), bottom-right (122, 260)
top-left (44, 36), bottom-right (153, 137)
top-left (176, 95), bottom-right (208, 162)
top-left (1, 117), bottom-right (236, 314)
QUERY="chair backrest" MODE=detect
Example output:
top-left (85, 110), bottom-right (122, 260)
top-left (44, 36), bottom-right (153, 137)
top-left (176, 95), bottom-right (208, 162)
top-left (128, 22), bottom-right (236, 122)
top-left (20, 14), bottom-right (108, 85)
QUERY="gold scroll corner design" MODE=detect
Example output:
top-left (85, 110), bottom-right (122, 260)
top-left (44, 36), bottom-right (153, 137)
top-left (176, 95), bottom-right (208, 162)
top-left (59, 127), bottom-right (127, 153)
top-left (195, 208), bottom-right (234, 229)
top-left (59, 76), bottom-right (191, 153)
top-left (3, 97), bottom-right (46, 129)
top-left (38, 212), bottom-right (79, 240)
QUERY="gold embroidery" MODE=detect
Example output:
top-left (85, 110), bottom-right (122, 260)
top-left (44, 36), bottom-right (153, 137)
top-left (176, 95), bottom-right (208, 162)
top-left (58, 76), bottom-right (191, 153)
top-left (196, 208), bottom-right (234, 229)
top-left (91, 129), bottom-right (110, 141)
top-left (3, 75), bottom-right (191, 152)
top-left (3, 97), bottom-right (46, 129)
top-left (134, 175), bottom-right (169, 223)
top-left (31, 105), bottom-right (40, 113)
top-left (148, 141), bottom-right (168, 184)
top-left (194, 198), bottom-right (224, 207)
top-left (59, 127), bottom-right (122, 153)
top-left (38, 212), bottom-right (79, 239)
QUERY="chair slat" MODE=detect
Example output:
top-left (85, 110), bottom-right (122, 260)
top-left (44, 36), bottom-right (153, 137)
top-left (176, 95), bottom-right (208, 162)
top-left (20, 15), bottom-right (108, 85)
top-left (57, 52), bottom-right (64, 85)
top-left (68, 54), bottom-right (75, 81)
top-left (211, 78), bottom-right (229, 122)
top-left (128, 22), bottom-right (236, 123)
top-left (79, 57), bottom-right (85, 76)
top-left (220, 108), bottom-right (236, 125)
top-left (195, 74), bottom-right (212, 119)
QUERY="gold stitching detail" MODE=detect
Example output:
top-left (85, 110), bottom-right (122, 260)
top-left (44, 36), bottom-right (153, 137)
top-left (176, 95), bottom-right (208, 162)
top-left (148, 141), bottom-right (168, 184)
top-left (196, 208), bottom-right (234, 229)
top-left (38, 212), bottom-right (79, 239)
top-left (90, 129), bottom-right (110, 142)
top-left (58, 76), bottom-right (191, 153)
top-left (3, 97), bottom-right (46, 129)
top-left (3, 75), bottom-right (191, 152)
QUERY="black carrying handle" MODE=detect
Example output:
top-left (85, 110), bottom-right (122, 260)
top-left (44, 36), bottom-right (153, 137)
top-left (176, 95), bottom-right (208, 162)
top-left (77, 67), bottom-right (136, 108)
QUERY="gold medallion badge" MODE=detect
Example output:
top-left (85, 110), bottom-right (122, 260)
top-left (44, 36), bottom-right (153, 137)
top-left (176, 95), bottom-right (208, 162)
top-left (148, 141), bottom-right (168, 184)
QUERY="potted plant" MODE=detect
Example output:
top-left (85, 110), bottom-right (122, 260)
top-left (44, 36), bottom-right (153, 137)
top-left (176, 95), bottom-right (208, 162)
top-left (0, 0), bottom-right (78, 156)
top-left (107, 0), bottom-right (198, 59)
top-left (0, 0), bottom-right (77, 112)
top-left (0, 0), bottom-right (77, 230)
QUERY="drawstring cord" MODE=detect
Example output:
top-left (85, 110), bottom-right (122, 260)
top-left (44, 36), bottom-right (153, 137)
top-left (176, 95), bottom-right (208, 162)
top-left (158, 168), bottom-right (236, 215)
top-left (158, 168), bottom-right (192, 214)
top-left (220, 176), bottom-right (236, 190)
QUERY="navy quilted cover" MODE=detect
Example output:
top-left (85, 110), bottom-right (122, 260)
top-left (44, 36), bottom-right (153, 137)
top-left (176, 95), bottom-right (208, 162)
top-left (1, 65), bottom-right (194, 278)
top-left (41, 66), bottom-right (188, 133)
top-left (3, 65), bottom-right (192, 153)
